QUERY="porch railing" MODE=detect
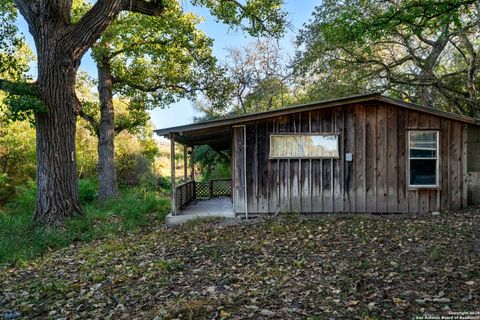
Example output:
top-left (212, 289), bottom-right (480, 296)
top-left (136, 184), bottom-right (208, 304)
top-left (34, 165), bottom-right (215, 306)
top-left (175, 178), bottom-right (232, 212)
top-left (175, 180), bottom-right (196, 211)
top-left (195, 178), bottom-right (232, 198)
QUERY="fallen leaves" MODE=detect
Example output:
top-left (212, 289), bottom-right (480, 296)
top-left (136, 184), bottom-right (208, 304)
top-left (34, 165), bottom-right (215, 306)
top-left (0, 207), bottom-right (479, 319)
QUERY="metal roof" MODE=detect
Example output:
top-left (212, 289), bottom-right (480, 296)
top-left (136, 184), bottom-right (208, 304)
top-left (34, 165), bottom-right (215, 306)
top-left (155, 93), bottom-right (479, 150)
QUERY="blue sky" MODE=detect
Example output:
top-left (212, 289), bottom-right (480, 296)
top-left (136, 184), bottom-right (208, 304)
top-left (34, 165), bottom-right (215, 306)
top-left (16, 0), bottom-right (319, 130)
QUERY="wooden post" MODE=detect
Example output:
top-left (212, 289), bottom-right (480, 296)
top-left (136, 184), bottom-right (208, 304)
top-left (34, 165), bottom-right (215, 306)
top-left (190, 146), bottom-right (195, 181)
top-left (183, 145), bottom-right (188, 181)
top-left (170, 133), bottom-right (177, 215)
top-left (191, 146), bottom-right (196, 201)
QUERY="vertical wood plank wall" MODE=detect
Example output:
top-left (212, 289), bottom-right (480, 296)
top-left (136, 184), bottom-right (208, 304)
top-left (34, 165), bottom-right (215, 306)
top-left (232, 101), bottom-right (469, 214)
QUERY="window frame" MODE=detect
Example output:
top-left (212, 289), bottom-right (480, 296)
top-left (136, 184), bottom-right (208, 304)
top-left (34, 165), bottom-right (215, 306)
top-left (407, 130), bottom-right (440, 189)
top-left (269, 133), bottom-right (340, 159)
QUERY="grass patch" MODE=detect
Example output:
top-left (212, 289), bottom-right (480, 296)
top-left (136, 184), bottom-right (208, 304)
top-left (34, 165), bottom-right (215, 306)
top-left (0, 181), bottom-right (170, 267)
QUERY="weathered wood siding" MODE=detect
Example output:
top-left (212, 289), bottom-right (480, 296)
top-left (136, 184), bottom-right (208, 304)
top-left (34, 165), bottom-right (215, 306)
top-left (232, 101), bottom-right (470, 214)
top-left (467, 125), bottom-right (480, 205)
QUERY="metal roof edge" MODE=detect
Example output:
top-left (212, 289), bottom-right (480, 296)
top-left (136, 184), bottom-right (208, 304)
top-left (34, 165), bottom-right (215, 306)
top-left (154, 93), bottom-right (479, 136)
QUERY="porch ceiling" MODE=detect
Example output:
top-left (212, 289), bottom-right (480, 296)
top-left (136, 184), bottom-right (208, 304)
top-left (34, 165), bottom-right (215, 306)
top-left (165, 126), bottom-right (232, 151)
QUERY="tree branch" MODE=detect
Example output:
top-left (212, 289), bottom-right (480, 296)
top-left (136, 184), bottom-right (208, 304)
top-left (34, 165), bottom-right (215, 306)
top-left (118, 79), bottom-right (209, 94)
top-left (107, 38), bottom-right (170, 60)
top-left (120, 0), bottom-right (164, 15)
top-left (68, 0), bottom-right (164, 58)
top-left (78, 110), bottom-right (100, 133)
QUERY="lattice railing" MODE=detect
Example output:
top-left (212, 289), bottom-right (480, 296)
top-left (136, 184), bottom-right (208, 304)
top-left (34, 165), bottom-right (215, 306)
top-left (196, 179), bottom-right (232, 198)
top-left (175, 179), bottom-right (232, 212)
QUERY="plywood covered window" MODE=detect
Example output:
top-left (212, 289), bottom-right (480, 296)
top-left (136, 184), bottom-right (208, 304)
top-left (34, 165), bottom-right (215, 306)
top-left (408, 130), bottom-right (439, 187)
top-left (269, 134), bottom-right (339, 158)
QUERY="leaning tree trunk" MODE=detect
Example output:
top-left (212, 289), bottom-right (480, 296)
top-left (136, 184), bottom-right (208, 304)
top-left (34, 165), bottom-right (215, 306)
top-left (33, 50), bottom-right (82, 225)
top-left (97, 61), bottom-right (119, 201)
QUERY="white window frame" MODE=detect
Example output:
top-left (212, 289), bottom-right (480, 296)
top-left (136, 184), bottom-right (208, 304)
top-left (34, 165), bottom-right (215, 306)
top-left (407, 130), bottom-right (440, 189)
top-left (269, 133), bottom-right (340, 159)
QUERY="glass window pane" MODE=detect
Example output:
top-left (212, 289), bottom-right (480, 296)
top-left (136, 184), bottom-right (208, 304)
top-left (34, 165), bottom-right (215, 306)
top-left (410, 131), bottom-right (437, 158)
top-left (270, 135), bottom-right (338, 158)
top-left (410, 159), bottom-right (436, 185)
top-left (410, 148), bottom-right (436, 158)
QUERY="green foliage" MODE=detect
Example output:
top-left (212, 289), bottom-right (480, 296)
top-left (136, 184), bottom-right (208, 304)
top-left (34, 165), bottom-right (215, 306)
top-left (0, 1), bottom-right (43, 122)
top-left (0, 184), bottom-right (170, 266)
top-left (295, 0), bottom-right (480, 116)
top-left (0, 115), bottom-right (163, 204)
top-left (2, 79), bottom-right (46, 122)
top-left (157, 175), bottom-right (172, 191)
top-left (0, 120), bottom-right (36, 204)
top-left (191, 0), bottom-right (286, 37)
top-left (94, 1), bottom-right (230, 112)
top-left (76, 118), bottom-right (99, 179)
top-left (78, 179), bottom-right (97, 204)
top-left (194, 145), bottom-right (230, 181)
top-left (3, 179), bottom-right (36, 214)
top-left (114, 125), bottom-right (160, 186)
top-left (0, 0), bottom-right (23, 79)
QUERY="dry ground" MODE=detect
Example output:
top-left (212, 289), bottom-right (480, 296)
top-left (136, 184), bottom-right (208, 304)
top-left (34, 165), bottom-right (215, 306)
top-left (1, 208), bottom-right (479, 319)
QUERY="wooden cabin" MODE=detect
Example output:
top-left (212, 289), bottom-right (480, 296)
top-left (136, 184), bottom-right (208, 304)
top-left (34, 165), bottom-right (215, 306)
top-left (155, 93), bottom-right (480, 218)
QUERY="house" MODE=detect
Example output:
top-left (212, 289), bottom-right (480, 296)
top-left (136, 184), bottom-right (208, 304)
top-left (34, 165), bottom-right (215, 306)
top-left (155, 93), bottom-right (480, 221)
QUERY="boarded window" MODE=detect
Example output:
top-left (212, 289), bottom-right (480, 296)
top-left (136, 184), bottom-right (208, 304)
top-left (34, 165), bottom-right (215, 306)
top-left (269, 134), bottom-right (339, 158)
top-left (408, 131), bottom-right (439, 187)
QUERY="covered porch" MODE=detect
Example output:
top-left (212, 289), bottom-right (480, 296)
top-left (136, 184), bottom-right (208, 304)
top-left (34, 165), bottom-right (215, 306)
top-left (162, 126), bottom-right (237, 225)
top-left (165, 197), bottom-right (235, 225)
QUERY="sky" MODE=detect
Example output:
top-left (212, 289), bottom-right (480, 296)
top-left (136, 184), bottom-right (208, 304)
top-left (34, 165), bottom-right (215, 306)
top-left (15, 0), bottom-right (319, 131)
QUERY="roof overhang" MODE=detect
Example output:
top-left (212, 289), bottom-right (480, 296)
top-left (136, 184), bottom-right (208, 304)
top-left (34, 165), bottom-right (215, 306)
top-left (155, 93), bottom-right (480, 150)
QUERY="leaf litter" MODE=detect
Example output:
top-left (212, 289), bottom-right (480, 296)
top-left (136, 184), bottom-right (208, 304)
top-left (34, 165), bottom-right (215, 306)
top-left (1, 207), bottom-right (479, 319)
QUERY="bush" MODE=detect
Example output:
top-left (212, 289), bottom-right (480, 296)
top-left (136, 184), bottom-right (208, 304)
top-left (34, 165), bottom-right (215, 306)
top-left (157, 175), bottom-right (171, 191)
top-left (117, 154), bottom-right (153, 186)
top-left (78, 179), bottom-right (97, 204)
top-left (4, 180), bottom-right (36, 214)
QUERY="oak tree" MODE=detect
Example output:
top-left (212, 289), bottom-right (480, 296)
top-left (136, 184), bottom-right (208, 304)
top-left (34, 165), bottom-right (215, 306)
top-left (2, 0), bottom-right (285, 225)
top-left (78, 1), bottom-right (227, 201)
top-left (296, 0), bottom-right (480, 116)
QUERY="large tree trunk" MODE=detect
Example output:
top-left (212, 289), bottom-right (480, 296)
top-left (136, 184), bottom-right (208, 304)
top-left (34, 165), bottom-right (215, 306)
top-left (97, 61), bottom-right (119, 201)
top-left (33, 50), bottom-right (82, 225)
top-left (13, 0), bottom-right (165, 226)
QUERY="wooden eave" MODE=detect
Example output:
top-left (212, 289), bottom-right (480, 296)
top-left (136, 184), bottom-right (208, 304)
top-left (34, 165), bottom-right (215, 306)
top-left (156, 93), bottom-right (480, 150)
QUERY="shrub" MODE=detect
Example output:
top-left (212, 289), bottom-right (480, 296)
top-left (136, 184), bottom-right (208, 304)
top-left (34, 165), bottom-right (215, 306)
top-left (117, 154), bottom-right (153, 186)
top-left (78, 179), bottom-right (97, 204)
top-left (4, 180), bottom-right (36, 214)
top-left (157, 175), bottom-right (171, 191)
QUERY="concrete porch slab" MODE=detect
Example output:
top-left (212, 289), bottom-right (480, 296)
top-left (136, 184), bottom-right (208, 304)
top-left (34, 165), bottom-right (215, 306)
top-left (165, 197), bottom-right (236, 226)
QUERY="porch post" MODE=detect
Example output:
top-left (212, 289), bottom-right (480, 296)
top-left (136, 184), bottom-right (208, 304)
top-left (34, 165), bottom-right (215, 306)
top-left (191, 146), bottom-right (196, 201)
top-left (183, 145), bottom-right (188, 181)
top-left (190, 146), bottom-right (195, 181)
top-left (170, 133), bottom-right (177, 215)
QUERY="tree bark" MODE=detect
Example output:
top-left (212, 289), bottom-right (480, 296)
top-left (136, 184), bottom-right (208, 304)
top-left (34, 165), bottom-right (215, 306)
top-left (97, 61), bottom-right (119, 201)
top-left (417, 71), bottom-right (435, 108)
top-left (33, 48), bottom-right (82, 225)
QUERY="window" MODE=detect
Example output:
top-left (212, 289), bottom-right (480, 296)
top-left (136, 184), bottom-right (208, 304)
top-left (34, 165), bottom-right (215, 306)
top-left (408, 130), bottom-right (439, 187)
top-left (269, 134), bottom-right (339, 158)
